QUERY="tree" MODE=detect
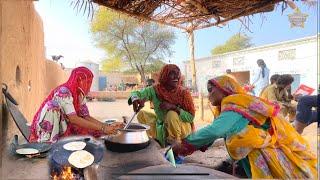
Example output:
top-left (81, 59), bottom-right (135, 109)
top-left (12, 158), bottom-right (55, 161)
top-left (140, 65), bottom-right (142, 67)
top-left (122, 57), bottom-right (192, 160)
top-left (211, 33), bottom-right (253, 55)
top-left (101, 56), bottom-right (123, 73)
top-left (123, 60), bottom-right (166, 74)
top-left (90, 7), bottom-right (176, 83)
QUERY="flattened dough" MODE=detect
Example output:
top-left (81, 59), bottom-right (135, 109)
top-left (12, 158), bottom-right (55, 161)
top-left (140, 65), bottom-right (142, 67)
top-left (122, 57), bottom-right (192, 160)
top-left (16, 148), bottom-right (39, 155)
top-left (68, 150), bottom-right (94, 168)
top-left (63, 141), bottom-right (86, 151)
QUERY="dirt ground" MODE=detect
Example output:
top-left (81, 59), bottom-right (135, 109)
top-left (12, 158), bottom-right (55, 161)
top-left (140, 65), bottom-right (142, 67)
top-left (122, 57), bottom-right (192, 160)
top-left (87, 99), bottom-right (318, 169)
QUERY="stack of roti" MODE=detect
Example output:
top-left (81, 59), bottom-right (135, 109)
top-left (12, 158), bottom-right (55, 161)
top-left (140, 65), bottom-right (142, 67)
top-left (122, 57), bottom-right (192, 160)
top-left (68, 150), bottom-right (94, 169)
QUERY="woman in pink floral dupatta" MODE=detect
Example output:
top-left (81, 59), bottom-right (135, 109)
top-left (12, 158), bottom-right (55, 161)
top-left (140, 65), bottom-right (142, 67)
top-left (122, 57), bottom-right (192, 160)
top-left (29, 67), bottom-right (123, 143)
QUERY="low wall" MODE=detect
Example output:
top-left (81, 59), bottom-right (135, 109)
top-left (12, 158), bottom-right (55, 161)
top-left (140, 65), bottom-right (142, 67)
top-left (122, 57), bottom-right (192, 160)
top-left (88, 91), bottom-right (131, 100)
top-left (45, 60), bottom-right (68, 95)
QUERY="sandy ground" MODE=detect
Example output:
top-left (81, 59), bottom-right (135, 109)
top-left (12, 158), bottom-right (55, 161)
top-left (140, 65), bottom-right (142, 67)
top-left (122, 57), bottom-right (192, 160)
top-left (87, 99), bottom-right (318, 168)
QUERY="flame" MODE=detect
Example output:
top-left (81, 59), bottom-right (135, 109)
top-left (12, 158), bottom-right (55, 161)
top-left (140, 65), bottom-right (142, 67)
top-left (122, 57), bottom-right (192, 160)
top-left (51, 166), bottom-right (75, 180)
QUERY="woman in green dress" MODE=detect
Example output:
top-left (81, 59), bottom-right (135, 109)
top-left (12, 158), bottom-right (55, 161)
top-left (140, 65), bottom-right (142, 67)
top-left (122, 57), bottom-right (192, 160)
top-left (128, 64), bottom-right (195, 147)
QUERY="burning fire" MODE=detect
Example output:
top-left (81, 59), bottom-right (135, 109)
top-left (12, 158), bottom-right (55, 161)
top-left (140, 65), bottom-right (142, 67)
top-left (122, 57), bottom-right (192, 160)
top-left (51, 166), bottom-right (74, 180)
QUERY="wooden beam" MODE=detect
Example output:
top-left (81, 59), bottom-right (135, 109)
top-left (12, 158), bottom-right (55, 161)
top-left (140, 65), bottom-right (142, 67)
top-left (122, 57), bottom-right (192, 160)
top-left (185, 0), bottom-right (209, 14)
top-left (188, 31), bottom-right (197, 91)
top-left (96, 5), bottom-right (188, 30)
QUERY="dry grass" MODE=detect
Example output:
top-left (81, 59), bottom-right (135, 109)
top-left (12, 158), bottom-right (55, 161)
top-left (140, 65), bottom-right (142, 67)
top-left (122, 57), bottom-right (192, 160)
top-left (74, 0), bottom-right (286, 30)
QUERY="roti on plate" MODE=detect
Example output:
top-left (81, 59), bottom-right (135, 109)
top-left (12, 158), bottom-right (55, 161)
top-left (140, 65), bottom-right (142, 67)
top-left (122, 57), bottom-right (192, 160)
top-left (68, 150), bottom-right (94, 168)
top-left (63, 141), bottom-right (86, 151)
top-left (16, 148), bottom-right (39, 155)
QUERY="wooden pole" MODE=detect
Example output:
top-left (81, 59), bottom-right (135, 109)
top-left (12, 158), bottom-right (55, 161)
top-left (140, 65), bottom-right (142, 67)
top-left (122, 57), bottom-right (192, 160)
top-left (199, 92), bottom-right (204, 121)
top-left (188, 30), bottom-right (197, 92)
top-left (0, 1), bottom-right (3, 161)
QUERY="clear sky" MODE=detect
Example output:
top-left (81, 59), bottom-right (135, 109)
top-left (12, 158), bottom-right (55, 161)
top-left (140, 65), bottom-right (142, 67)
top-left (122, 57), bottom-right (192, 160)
top-left (34, 1), bottom-right (318, 68)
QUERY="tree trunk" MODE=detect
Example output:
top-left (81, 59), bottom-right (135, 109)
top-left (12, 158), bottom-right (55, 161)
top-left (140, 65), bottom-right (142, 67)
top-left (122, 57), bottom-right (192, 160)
top-left (140, 65), bottom-right (147, 86)
top-left (188, 31), bottom-right (197, 92)
top-left (135, 65), bottom-right (147, 86)
top-left (199, 92), bottom-right (204, 121)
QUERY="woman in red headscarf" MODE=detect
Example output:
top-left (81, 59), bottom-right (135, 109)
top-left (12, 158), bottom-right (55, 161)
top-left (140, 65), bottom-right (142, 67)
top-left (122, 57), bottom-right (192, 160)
top-left (128, 64), bottom-right (195, 147)
top-left (29, 67), bottom-right (123, 143)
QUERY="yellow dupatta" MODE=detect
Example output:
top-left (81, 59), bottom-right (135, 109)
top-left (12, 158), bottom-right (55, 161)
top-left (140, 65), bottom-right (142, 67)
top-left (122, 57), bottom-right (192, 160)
top-left (209, 75), bottom-right (316, 179)
top-left (221, 94), bottom-right (317, 179)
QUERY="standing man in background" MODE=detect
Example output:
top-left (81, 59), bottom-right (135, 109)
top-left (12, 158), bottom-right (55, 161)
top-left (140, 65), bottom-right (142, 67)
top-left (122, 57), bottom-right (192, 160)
top-left (251, 59), bottom-right (270, 96)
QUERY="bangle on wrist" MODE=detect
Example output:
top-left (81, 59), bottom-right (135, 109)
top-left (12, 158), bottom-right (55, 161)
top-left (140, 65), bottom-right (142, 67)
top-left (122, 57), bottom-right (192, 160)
top-left (131, 96), bottom-right (139, 102)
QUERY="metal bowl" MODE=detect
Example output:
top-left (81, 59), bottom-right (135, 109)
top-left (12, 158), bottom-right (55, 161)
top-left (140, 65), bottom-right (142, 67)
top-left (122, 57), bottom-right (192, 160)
top-left (107, 123), bottom-right (150, 144)
top-left (103, 123), bottom-right (150, 152)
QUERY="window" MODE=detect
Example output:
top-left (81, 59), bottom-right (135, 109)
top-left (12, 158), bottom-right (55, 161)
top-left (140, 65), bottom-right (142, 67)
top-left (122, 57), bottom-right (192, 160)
top-left (278, 49), bottom-right (296, 61)
top-left (233, 57), bottom-right (245, 66)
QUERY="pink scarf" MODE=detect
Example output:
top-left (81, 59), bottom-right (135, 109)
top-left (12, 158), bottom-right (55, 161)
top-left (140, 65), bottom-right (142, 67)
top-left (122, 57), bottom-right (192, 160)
top-left (29, 67), bottom-right (93, 142)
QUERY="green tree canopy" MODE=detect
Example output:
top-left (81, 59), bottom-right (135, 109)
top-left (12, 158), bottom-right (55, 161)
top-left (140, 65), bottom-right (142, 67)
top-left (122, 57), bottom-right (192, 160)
top-left (101, 56), bottom-right (123, 73)
top-left (123, 60), bottom-right (166, 74)
top-left (211, 33), bottom-right (253, 55)
top-left (90, 7), bottom-right (176, 83)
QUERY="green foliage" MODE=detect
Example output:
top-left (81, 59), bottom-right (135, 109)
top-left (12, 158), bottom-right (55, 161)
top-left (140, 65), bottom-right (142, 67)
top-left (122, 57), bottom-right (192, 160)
top-left (211, 33), bottom-right (253, 55)
top-left (101, 56), bottom-right (123, 73)
top-left (123, 60), bottom-right (166, 74)
top-left (144, 60), bottom-right (166, 73)
top-left (90, 7), bottom-right (176, 80)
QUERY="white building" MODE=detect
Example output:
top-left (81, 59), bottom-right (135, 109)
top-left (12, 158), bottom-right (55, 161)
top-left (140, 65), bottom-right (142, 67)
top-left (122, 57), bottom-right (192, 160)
top-left (183, 35), bottom-right (319, 95)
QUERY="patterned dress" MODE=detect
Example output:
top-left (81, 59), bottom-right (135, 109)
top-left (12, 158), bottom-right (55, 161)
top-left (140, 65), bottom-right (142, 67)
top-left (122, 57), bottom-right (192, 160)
top-left (33, 86), bottom-right (89, 143)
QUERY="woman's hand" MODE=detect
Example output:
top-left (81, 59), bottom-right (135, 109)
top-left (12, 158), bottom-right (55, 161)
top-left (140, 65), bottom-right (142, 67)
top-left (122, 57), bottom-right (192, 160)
top-left (172, 140), bottom-right (208, 156)
top-left (103, 122), bottom-right (125, 135)
top-left (112, 122), bottom-right (125, 129)
top-left (160, 101), bottom-right (177, 111)
top-left (171, 141), bottom-right (184, 156)
top-left (132, 99), bottom-right (146, 112)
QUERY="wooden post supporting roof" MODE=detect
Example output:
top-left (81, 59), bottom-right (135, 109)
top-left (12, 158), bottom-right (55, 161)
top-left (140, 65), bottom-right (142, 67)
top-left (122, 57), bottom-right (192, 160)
top-left (188, 30), bottom-right (197, 92)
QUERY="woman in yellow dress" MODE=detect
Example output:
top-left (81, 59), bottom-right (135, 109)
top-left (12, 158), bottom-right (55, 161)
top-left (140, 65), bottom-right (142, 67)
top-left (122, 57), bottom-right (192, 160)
top-left (173, 75), bottom-right (317, 179)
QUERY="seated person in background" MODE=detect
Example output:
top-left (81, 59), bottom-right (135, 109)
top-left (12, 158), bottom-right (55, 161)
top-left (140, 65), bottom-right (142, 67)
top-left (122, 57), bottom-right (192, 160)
top-left (128, 64), bottom-right (195, 147)
top-left (225, 69), bottom-right (236, 80)
top-left (259, 74), bottom-right (280, 97)
top-left (172, 75), bottom-right (317, 179)
top-left (293, 94), bottom-right (319, 134)
top-left (226, 69), bottom-right (232, 74)
top-left (270, 74), bottom-right (281, 84)
top-left (260, 74), bottom-right (296, 120)
top-left (29, 67), bottom-right (123, 143)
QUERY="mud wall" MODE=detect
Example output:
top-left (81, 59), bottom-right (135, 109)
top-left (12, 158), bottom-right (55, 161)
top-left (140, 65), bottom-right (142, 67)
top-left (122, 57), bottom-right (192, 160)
top-left (0, 1), bottom-right (67, 146)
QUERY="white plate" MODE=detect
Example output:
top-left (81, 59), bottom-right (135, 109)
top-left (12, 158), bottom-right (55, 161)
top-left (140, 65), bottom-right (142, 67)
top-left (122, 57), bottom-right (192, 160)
top-left (68, 150), bottom-right (94, 169)
top-left (63, 141), bottom-right (86, 151)
top-left (16, 148), bottom-right (39, 155)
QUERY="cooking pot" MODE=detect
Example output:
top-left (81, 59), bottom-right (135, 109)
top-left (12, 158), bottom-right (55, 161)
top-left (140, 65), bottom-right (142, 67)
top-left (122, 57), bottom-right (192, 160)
top-left (103, 123), bottom-right (150, 153)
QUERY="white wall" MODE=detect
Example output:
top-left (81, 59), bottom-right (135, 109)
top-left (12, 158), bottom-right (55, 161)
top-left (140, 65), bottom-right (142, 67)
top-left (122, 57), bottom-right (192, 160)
top-left (184, 35), bottom-right (318, 94)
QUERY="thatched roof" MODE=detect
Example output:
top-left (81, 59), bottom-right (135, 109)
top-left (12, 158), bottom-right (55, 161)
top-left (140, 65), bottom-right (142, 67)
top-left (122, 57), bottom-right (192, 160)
top-left (91, 0), bottom-right (286, 31)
